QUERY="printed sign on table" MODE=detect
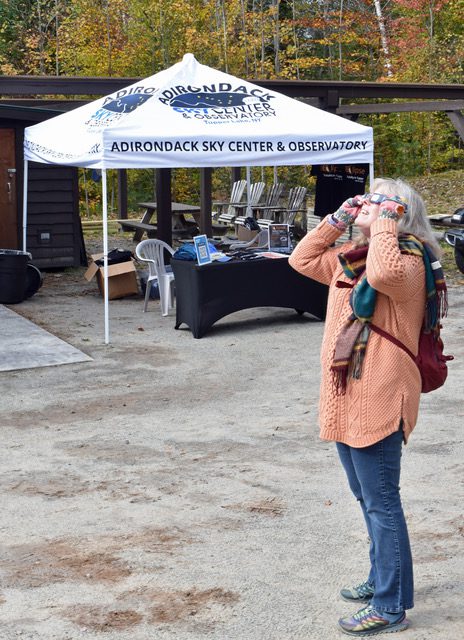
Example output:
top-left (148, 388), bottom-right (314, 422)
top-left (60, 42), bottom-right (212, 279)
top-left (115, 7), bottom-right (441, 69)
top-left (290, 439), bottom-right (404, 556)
top-left (194, 234), bottom-right (212, 265)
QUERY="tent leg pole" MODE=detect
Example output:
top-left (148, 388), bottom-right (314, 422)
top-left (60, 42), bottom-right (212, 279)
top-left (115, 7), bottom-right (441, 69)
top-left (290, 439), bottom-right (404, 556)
top-left (102, 169), bottom-right (110, 345)
top-left (22, 159), bottom-right (29, 251)
top-left (369, 163), bottom-right (375, 189)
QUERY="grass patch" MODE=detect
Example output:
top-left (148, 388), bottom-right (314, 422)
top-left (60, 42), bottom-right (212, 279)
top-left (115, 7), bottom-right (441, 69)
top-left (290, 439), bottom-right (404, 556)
top-left (409, 170), bottom-right (464, 218)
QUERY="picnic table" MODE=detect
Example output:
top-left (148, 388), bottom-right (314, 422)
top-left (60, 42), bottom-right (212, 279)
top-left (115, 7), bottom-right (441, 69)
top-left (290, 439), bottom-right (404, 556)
top-left (428, 213), bottom-right (464, 229)
top-left (118, 202), bottom-right (202, 241)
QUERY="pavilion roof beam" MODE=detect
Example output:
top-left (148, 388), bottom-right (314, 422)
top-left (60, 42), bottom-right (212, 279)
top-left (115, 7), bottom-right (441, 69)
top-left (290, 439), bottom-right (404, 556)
top-left (337, 100), bottom-right (464, 115)
top-left (1, 75), bottom-right (464, 102)
top-left (337, 100), bottom-right (464, 143)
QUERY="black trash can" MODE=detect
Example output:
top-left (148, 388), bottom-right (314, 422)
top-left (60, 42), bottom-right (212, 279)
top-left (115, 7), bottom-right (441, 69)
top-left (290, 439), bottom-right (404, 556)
top-left (0, 249), bottom-right (32, 304)
top-left (25, 263), bottom-right (44, 299)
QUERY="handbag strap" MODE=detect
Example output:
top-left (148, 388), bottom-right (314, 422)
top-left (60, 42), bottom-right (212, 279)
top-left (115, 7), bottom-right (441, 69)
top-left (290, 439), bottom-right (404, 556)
top-left (370, 323), bottom-right (416, 363)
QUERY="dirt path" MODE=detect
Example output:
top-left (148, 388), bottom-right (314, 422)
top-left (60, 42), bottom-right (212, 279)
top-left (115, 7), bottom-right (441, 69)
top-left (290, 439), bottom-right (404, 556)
top-left (1, 242), bottom-right (463, 639)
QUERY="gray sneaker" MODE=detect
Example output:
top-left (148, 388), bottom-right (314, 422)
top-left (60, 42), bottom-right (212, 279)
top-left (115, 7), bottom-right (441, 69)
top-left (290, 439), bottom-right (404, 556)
top-left (338, 604), bottom-right (409, 636)
top-left (340, 580), bottom-right (375, 603)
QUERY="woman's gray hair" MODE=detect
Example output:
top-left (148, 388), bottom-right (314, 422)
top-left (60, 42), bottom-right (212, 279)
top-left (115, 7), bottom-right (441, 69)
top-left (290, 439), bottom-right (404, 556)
top-left (371, 177), bottom-right (442, 256)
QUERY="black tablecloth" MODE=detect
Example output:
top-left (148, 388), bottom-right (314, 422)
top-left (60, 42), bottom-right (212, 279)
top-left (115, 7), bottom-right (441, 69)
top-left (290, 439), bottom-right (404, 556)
top-left (171, 256), bottom-right (328, 338)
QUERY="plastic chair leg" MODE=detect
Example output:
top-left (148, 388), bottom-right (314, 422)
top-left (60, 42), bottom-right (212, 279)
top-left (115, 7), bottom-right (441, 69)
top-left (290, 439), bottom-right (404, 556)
top-left (159, 276), bottom-right (171, 316)
top-left (143, 277), bottom-right (152, 312)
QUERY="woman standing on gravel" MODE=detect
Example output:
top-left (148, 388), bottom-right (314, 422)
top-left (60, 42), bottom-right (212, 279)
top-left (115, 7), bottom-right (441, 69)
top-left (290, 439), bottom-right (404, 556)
top-left (289, 178), bottom-right (445, 636)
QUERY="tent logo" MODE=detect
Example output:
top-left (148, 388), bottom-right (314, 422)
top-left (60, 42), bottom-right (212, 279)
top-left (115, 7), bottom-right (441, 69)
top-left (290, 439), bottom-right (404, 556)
top-left (169, 92), bottom-right (266, 109)
top-left (103, 93), bottom-right (152, 114)
top-left (86, 87), bottom-right (156, 129)
top-left (159, 83), bottom-right (276, 124)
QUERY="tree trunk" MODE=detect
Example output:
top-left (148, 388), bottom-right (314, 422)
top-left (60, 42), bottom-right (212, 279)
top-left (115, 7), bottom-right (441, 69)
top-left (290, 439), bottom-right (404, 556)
top-left (373, 0), bottom-right (393, 77)
top-left (240, 0), bottom-right (249, 76)
top-left (159, 3), bottom-right (167, 68)
top-left (219, 0), bottom-right (229, 72)
top-left (322, 0), bottom-right (334, 79)
top-left (260, 0), bottom-right (265, 75)
top-left (104, 0), bottom-right (112, 75)
top-left (272, 0), bottom-right (280, 75)
top-left (36, 0), bottom-right (45, 73)
top-left (427, 0), bottom-right (435, 80)
top-left (292, 0), bottom-right (300, 79)
top-left (338, 0), bottom-right (344, 80)
top-left (55, 0), bottom-right (60, 75)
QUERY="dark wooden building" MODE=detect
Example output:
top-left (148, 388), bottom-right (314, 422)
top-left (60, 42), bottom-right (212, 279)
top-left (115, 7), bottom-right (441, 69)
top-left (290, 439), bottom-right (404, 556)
top-left (0, 104), bottom-right (86, 269)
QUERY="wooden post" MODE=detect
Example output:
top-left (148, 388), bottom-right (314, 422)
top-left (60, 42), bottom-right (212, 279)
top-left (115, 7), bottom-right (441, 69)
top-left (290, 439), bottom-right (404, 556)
top-left (325, 89), bottom-right (339, 113)
top-left (117, 169), bottom-right (128, 218)
top-left (156, 168), bottom-right (172, 247)
top-left (232, 167), bottom-right (242, 183)
top-left (200, 168), bottom-right (212, 237)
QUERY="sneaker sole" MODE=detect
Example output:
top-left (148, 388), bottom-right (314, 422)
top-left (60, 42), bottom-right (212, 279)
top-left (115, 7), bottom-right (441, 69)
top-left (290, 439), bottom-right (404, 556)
top-left (338, 618), bottom-right (410, 636)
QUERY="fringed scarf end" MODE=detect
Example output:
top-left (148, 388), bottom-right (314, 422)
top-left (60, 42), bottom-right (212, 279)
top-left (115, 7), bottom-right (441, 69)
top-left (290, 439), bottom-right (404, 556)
top-left (425, 289), bottom-right (448, 331)
top-left (350, 348), bottom-right (365, 380)
top-left (439, 288), bottom-right (448, 319)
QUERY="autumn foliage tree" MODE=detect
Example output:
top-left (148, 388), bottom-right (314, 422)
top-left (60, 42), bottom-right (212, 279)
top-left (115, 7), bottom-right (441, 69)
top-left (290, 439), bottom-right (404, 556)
top-left (0, 0), bottom-right (463, 184)
top-left (2, 1), bottom-right (462, 84)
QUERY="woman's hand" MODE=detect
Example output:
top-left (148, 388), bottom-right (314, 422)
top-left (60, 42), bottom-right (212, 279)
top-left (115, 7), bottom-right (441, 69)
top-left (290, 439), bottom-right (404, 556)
top-left (378, 200), bottom-right (406, 221)
top-left (355, 195), bottom-right (405, 237)
top-left (330, 196), bottom-right (364, 230)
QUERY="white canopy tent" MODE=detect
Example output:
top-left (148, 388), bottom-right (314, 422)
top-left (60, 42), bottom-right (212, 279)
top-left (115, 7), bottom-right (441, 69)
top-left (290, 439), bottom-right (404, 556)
top-left (24, 53), bottom-right (374, 343)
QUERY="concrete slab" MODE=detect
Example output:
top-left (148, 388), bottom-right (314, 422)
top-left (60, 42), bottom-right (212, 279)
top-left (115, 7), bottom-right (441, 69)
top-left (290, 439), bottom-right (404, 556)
top-left (0, 304), bottom-right (92, 372)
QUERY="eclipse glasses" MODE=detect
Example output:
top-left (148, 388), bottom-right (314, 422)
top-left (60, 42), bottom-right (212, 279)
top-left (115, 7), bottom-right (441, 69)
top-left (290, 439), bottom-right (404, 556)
top-left (362, 193), bottom-right (408, 212)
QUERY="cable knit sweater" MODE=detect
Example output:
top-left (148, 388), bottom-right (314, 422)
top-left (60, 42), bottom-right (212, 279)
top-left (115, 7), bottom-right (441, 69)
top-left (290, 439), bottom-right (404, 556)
top-left (289, 216), bottom-right (426, 447)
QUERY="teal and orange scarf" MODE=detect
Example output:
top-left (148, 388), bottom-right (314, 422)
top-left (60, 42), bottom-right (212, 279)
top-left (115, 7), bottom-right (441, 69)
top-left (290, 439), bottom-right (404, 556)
top-left (331, 235), bottom-right (447, 393)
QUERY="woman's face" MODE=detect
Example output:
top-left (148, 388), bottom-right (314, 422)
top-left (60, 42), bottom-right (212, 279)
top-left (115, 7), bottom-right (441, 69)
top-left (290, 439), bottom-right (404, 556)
top-left (354, 188), bottom-right (390, 238)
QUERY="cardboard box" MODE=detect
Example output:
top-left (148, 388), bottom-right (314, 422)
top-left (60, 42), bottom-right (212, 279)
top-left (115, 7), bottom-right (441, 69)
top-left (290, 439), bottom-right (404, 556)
top-left (237, 226), bottom-right (259, 242)
top-left (84, 253), bottom-right (139, 300)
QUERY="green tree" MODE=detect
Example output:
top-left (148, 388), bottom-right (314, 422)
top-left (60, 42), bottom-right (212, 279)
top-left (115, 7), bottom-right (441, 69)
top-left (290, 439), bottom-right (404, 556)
top-left (0, 0), bottom-right (70, 74)
top-left (390, 0), bottom-right (464, 82)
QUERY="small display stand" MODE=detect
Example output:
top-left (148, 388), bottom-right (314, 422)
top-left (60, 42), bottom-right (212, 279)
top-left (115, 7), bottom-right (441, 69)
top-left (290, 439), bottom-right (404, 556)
top-left (193, 234), bottom-right (212, 265)
top-left (268, 224), bottom-right (292, 253)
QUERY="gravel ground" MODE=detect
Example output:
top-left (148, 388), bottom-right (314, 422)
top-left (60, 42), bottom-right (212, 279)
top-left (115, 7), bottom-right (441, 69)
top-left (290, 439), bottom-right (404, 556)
top-left (0, 234), bottom-right (463, 640)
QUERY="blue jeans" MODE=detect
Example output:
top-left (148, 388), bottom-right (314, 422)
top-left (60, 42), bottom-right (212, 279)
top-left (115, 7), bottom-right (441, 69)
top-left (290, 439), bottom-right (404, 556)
top-left (336, 428), bottom-right (414, 613)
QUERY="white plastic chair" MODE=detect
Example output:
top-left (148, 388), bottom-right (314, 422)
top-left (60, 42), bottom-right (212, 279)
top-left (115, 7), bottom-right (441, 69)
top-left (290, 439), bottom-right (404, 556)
top-left (135, 239), bottom-right (175, 316)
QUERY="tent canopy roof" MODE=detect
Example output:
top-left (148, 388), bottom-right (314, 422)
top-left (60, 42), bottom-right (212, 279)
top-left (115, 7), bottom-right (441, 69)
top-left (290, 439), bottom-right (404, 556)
top-left (24, 54), bottom-right (373, 170)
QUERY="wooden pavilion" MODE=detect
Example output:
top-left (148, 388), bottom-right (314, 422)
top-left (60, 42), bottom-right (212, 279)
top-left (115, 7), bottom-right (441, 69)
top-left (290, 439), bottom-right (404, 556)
top-left (1, 75), bottom-right (463, 253)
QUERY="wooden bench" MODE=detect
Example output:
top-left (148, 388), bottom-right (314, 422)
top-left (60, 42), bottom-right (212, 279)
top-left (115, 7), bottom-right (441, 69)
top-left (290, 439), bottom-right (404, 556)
top-left (118, 217), bottom-right (198, 242)
top-left (117, 220), bottom-right (158, 241)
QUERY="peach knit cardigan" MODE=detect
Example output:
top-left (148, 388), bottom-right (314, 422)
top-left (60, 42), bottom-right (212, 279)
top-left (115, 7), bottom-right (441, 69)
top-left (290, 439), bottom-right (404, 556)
top-left (289, 216), bottom-right (426, 447)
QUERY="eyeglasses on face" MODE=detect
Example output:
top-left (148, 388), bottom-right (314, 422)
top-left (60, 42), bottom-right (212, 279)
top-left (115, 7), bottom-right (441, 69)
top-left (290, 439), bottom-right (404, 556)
top-left (362, 193), bottom-right (408, 211)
